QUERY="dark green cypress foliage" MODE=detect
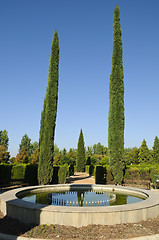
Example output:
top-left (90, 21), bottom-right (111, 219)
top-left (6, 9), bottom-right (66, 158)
top-left (77, 129), bottom-right (86, 172)
top-left (108, 6), bottom-right (125, 184)
top-left (152, 136), bottom-right (159, 163)
top-left (38, 30), bottom-right (59, 185)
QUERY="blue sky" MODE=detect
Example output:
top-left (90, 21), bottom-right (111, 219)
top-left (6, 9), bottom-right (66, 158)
top-left (1, 0), bottom-right (159, 157)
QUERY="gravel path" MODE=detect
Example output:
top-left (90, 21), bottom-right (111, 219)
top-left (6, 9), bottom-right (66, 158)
top-left (66, 172), bottom-right (95, 184)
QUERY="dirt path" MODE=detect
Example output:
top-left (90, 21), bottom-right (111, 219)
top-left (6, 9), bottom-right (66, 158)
top-left (66, 172), bottom-right (95, 184)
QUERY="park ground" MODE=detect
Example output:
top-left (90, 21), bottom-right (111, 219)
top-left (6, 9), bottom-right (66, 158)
top-left (1, 172), bottom-right (159, 239)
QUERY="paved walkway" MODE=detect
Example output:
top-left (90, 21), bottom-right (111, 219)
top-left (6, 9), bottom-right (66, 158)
top-left (66, 172), bottom-right (95, 184)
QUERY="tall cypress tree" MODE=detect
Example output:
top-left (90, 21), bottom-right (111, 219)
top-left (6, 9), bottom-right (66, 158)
top-left (38, 30), bottom-right (59, 185)
top-left (108, 5), bottom-right (125, 184)
top-left (152, 136), bottom-right (159, 163)
top-left (77, 129), bottom-right (86, 172)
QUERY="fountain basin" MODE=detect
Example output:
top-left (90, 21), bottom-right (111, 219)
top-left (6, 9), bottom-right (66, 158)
top-left (1, 184), bottom-right (159, 227)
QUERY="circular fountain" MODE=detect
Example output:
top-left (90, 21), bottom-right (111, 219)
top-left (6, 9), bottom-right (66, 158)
top-left (1, 184), bottom-right (159, 227)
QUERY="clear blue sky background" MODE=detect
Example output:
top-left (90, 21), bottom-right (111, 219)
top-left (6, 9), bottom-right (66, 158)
top-left (1, 0), bottom-right (159, 157)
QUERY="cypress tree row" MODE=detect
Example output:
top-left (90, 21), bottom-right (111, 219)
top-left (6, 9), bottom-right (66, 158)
top-left (108, 5), bottom-right (125, 184)
top-left (77, 129), bottom-right (86, 172)
top-left (38, 30), bottom-right (59, 185)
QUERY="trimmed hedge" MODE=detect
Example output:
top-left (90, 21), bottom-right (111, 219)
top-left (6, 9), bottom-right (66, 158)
top-left (0, 163), bottom-right (38, 186)
top-left (0, 164), bottom-right (12, 184)
top-left (105, 165), bottom-right (114, 184)
top-left (58, 164), bottom-right (68, 184)
top-left (94, 165), bottom-right (106, 184)
top-left (52, 166), bottom-right (59, 184)
top-left (85, 165), bottom-right (94, 176)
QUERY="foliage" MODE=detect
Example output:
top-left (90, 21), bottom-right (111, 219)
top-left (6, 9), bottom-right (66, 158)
top-left (0, 146), bottom-right (10, 163)
top-left (124, 147), bottom-right (140, 165)
top-left (105, 165), bottom-right (114, 184)
top-left (108, 5), bottom-right (125, 184)
top-left (58, 164), bottom-right (68, 184)
top-left (11, 164), bottom-right (26, 180)
top-left (99, 156), bottom-right (109, 166)
top-left (15, 147), bottom-right (29, 163)
top-left (19, 134), bottom-right (33, 157)
top-left (94, 165), bottom-right (106, 184)
top-left (77, 129), bottom-right (86, 172)
top-left (30, 149), bottom-right (39, 164)
top-left (0, 130), bottom-right (9, 150)
top-left (0, 164), bottom-right (12, 184)
top-left (85, 164), bottom-right (94, 176)
top-left (66, 148), bottom-right (76, 166)
top-left (152, 136), bottom-right (159, 163)
top-left (92, 143), bottom-right (108, 155)
top-left (138, 139), bottom-right (151, 164)
top-left (25, 164), bottom-right (38, 185)
top-left (54, 153), bottom-right (62, 165)
top-left (32, 141), bottom-right (39, 151)
top-left (38, 30), bottom-right (59, 185)
top-left (52, 166), bottom-right (59, 184)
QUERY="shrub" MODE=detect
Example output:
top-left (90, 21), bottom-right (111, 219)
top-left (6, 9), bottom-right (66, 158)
top-left (58, 164), bottom-right (68, 184)
top-left (94, 165), bottom-right (106, 184)
top-left (25, 164), bottom-right (38, 185)
top-left (0, 164), bottom-right (12, 184)
top-left (52, 166), bottom-right (59, 184)
top-left (68, 164), bottom-right (74, 176)
top-left (85, 165), bottom-right (94, 176)
top-left (11, 164), bottom-right (26, 181)
top-left (105, 165), bottom-right (114, 184)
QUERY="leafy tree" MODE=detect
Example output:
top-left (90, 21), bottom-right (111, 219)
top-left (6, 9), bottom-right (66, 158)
top-left (66, 148), bottom-right (76, 166)
top-left (15, 147), bottom-right (29, 163)
top-left (60, 148), bottom-right (69, 165)
top-left (0, 130), bottom-right (9, 150)
top-left (0, 146), bottom-right (10, 163)
top-left (77, 129), bottom-right (86, 172)
top-left (54, 144), bottom-right (60, 156)
top-left (30, 149), bottom-right (39, 164)
top-left (125, 147), bottom-right (140, 165)
top-left (19, 134), bottom-right (33, 157)
top-left (108, 5), bottom-right (125, 184)
top-left (32, 141), bottom-right (39, 151)
top-left (54, 153), bottom-right (62, 165)
top-left (152, 136), bottom-right (159, 163)
top-left (38, 30), bottom-right (59, 185)
top-left (86, 146), bottom-right (93, 156)
top-left (99, 156), bottom-right (109, 166)
top-left (93, 143), bottom-right (107, 155)
top-left (138, 139), bottom-right (151, 164)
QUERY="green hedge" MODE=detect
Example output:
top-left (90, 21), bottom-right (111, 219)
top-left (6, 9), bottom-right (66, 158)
top-left (52, 166), bottom-right (59, 184)
top-left (94, 165), bottom-right (106, 184)
top-left (25, 164), bottom-right (38, 185)
top-left (58, 164), bottom-right (68, 184)
top-left (124, 164), bottom-right (159, 184)
top-left (11, 164), bottom-right (26, 181)
top-left (0, 164), bottom-right (12, 184)
top-left (0, 163), bottom-right (38, 186)
top-left (105, 165), bottom-right (114, 184)
top-left (85, 165), bottom-right (94, 176)
top-left (68, 164), bottom-right (74, 176)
